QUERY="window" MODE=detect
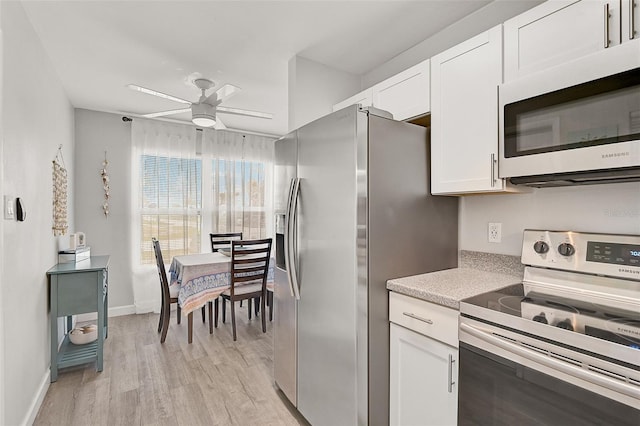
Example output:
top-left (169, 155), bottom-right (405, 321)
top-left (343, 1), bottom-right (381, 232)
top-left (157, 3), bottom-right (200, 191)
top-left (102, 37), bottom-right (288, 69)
top-left (133, 120), bottom-right (274, 266)
top-left (139, 155), bottom-right (202, 264)
top-left (211, 159), bottom-right (267, 240)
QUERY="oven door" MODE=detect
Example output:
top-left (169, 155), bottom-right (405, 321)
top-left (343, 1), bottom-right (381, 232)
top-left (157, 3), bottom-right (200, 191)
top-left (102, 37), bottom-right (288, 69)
top-left (458, 318), bottom-right (640, 426)
top-left (499, 39), bottom-right (640, 180)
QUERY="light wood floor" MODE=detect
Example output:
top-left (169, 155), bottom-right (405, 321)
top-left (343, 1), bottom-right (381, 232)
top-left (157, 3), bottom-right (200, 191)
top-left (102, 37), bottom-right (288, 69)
top-left (35, 305), bottom-right (308, 426)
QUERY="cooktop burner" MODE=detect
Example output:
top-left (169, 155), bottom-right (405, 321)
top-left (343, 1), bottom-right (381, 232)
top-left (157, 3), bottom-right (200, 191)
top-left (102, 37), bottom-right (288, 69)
top-left (464, 283), bottom-right (640, 349)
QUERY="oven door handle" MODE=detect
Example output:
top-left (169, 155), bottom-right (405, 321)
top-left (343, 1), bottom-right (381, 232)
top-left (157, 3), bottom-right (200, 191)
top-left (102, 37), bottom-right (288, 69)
top-left (460, 323), bottom-right (640, 400)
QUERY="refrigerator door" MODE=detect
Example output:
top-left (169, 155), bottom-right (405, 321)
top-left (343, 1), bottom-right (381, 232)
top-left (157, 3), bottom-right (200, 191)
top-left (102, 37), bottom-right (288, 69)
top-left (273, 133), bottom-right (298, 405)
top-left (296, 106), bottom-right (360, 426)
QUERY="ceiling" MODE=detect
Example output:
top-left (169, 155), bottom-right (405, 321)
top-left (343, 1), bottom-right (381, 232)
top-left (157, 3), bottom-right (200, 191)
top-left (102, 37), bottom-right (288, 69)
top-left (22, 0), bottom-right (497, 136)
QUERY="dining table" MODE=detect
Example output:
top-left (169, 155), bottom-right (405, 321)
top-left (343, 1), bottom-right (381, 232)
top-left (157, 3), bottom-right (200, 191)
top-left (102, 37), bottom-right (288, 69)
top-left (168, 251), bottom-right (274, 343)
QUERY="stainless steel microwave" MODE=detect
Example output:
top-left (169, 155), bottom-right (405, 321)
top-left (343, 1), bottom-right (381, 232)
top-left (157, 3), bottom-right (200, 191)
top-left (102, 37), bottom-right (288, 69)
top-left (499, 39), bottom-right (640, 187)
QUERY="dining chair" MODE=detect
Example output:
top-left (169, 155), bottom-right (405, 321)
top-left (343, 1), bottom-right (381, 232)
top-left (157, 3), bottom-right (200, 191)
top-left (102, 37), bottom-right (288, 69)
top-left (219, 238), bottom-right (272, 341)
top-left (267, 281), bottom-right (274, 322)
top-left (210, 232), bottom-right (243, 252)
top-left (203, 232), bottom-right (244, 323)
top-left (152, 237), bottom-right (183, 343)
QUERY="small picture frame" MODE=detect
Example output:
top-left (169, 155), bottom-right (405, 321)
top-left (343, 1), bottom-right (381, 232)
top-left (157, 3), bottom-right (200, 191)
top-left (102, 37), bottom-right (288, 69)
top-left (75, 232), bottom-right (86, 248)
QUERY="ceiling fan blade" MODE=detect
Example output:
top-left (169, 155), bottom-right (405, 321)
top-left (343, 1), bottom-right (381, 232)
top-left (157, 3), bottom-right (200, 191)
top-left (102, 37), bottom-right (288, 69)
top-left (127, 84), bottom-right (192, 105)
top-left (205, 83), bottom-right (241, 105)
top-left (217, 106), bottom-right (273, 120)
top-left (142, 108), bottom-right (191, 118)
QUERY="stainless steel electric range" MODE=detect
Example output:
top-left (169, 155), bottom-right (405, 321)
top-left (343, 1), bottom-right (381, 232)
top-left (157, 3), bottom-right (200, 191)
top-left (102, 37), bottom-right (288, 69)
top-left (459, 230), bottom-right (640, 426)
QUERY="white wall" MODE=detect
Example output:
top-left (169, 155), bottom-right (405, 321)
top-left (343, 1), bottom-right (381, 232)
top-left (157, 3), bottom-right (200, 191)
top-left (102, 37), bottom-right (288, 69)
top-left (1, 2), bottom-right (75, 424)
top-left (288, 55), bottom-right (360, 131)
top-left (460, 182), bottom-right (640, 255)
top-left (74, 109), bottom-right (135, 314)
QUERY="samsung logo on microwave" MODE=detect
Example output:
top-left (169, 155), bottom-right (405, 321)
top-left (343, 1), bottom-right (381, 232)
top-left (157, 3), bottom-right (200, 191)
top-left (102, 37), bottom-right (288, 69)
top-left (602, 151), bottom-right (630, 159)
top-left (618, 268), bottom-right (639, 274)
top-left (616, 327), bottom-right (640, 337)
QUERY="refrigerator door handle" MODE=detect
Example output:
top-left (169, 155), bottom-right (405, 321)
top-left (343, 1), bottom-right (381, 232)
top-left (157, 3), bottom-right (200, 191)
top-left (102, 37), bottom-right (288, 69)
top-left (284, 178), bottom-right (296, 297)
top-left (289, 178), bottom-right (301, 300)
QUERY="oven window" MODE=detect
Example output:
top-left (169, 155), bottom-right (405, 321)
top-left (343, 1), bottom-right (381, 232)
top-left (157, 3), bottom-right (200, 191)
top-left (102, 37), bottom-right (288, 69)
top-left (503, 68), bottom-right (640, 158)
top-left (458, 343), bottom-right (640, 426)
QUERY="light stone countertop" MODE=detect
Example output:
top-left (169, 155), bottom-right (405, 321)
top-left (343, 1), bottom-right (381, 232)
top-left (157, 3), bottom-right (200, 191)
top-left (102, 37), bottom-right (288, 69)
top-left (386, 267), bottom-right (522, 310)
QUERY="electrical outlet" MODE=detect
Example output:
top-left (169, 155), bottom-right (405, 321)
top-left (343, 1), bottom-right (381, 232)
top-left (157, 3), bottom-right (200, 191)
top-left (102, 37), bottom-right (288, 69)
top-left (488, 222), bottom-right (502, 243)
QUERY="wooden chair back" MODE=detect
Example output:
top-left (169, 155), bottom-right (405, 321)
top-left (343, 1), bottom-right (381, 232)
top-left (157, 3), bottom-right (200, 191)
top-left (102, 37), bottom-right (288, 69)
top-left (152, 237), bottom-right (170, 303)
top-left (210, 232), bottom-right (243, 252)
top-left (229, 238), bottom-right (272, 297)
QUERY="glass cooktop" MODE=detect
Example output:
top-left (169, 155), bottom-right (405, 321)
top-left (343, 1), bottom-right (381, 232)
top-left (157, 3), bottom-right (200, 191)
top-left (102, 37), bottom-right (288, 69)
top-left (463, 284), bottom-right (640, 350)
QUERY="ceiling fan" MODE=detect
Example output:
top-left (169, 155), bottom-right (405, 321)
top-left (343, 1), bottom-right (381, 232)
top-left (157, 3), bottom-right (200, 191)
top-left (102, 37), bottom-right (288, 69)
top-left (127, 78), bottom-right (272, 128)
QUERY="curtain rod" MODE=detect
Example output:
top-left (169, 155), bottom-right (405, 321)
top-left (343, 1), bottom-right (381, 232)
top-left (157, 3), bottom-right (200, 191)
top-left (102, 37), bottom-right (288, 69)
top-left (115, 111), bottom-right (279, 138)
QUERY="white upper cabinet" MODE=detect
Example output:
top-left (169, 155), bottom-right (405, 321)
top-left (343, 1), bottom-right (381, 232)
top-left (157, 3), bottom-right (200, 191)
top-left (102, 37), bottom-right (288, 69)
top-left (371, 59), bottom-right (430, 121)
top-left (504, 0), bottom-right (628, 82)
top-left (431, 25), bottom-right (515, 195)
top-left (333, 59), bottom-right (430, 119)
top-left (332, 88), bottom-right (373, 112)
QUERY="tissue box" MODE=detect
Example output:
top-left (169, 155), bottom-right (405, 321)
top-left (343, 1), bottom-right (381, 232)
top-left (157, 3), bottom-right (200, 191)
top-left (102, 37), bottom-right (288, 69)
top-left (58, 246), bottom-right (91, 263)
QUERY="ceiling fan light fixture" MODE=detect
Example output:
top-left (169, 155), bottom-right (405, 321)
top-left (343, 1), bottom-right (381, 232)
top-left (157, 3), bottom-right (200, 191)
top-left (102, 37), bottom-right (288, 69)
top-left (191, 103), bottom-right (216, 127)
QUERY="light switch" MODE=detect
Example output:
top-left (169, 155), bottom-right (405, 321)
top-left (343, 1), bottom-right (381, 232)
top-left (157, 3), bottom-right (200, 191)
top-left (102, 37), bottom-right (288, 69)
top-left (4, 196), bottom-right (15, 220)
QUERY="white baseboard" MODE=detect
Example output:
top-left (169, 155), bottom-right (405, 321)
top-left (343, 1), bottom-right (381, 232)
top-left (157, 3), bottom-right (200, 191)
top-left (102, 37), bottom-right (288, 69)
top-left (135, 299), bottom-right (159, 314)
top-left (21, 369), bottom-right (50, 426)
top-left (76, 304), bottom-right (137, 322)
top-left (109, 304), bottom-right (137, 317)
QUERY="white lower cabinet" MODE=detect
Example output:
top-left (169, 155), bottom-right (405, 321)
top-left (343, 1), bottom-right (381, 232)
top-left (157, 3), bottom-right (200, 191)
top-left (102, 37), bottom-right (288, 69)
top-left (389, 293), bottom-right (458, 426)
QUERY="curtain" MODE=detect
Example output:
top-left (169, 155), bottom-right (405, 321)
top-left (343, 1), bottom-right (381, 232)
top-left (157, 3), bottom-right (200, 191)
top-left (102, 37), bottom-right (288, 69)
top-left (130, 118), bottom-right (274, 313)
top-left (131, 119), bottom-right (200, 266)
top-left (202, 129), bottom-right (274, 241)
top-left (131, 119), bottom-right (199, 313)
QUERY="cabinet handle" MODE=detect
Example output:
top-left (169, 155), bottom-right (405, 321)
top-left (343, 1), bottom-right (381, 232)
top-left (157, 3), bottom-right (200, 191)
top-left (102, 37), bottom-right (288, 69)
top-left (448, 354), bottom-right (456, 393)
top-left (631, 0), bottom-right (637, 40)
top-left (604, 3), bottom-right (611, 48)
top-left (402, 312), bottom-right (433, 324)
top-left (490, 153), bottom-right (496, 187)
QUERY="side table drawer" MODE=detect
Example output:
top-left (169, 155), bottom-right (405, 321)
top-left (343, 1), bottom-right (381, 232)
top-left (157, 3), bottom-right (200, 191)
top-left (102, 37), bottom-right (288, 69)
top-left (56, 271), bottom-right (99, 316)
top-left (389, 291), bottom-right (458, 348)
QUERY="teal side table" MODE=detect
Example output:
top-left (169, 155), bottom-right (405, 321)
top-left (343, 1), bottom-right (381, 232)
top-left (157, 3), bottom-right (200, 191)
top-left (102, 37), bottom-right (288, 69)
top-left (46, 255), bottom-right (110, 382)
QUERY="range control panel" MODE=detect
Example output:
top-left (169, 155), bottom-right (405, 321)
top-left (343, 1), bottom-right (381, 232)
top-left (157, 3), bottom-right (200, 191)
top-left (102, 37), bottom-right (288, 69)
top-left (586, 242), bottom-right (640, 267)
top-left (521, 230), bottom-right (640, 280)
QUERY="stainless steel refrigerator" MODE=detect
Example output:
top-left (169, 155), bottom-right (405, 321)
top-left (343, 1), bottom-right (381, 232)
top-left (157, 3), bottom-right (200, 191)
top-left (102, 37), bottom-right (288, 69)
top-left (273, 105), bottom-right (458, 426)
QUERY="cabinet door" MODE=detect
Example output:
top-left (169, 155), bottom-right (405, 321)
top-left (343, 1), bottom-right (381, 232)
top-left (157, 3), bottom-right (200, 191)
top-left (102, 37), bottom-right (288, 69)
top-left (504, 0), bottom-right (621, 82)
top-left (390, 323), bottom-right (458, 426)
top-left (431, 25), bottom-right (505, 195)
top-left (332, 88), bottom-right (373, 112)
top-left (372, 59), bottom-right (430, 120)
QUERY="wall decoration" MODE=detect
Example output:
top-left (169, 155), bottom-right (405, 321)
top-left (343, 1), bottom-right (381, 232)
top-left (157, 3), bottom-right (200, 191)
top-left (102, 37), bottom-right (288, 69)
top-left (52, 145), bottom-right (68, 235)
top-left (101, 151), bottom-right (110, 217)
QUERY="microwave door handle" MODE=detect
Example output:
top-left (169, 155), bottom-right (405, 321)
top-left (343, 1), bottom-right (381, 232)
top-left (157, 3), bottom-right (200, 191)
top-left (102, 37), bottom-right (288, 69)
top-left (460, 323), bottom-right (640, 400)
top-left (283, 178), bottom-right (296, 297)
